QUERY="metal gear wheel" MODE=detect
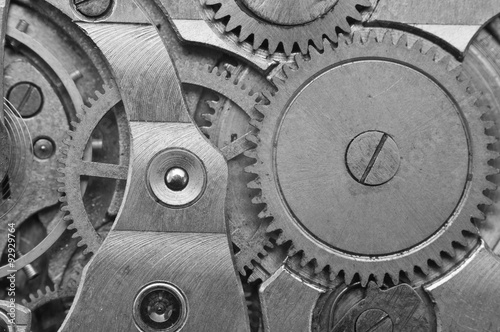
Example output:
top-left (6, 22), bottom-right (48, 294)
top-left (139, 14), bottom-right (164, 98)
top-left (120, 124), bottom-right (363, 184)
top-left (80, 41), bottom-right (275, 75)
top-left (59, 84), bottom-right (129, 255)
top-left (178, 59), bottom-right (277, 275)
top-left (247, 29), bottom-right (498, 285)
top-left (203, 0), bottom-right (371, 55)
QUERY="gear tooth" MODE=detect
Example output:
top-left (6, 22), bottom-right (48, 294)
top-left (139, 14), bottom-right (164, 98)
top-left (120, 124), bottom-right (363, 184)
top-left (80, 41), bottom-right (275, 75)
top-left (243, 149), bottom-right (257, 160)
top-left (252, 34), bottom-right (265, 51)
top-left (249, 119), bottom-right (262, 130)
top-left (411, 39), bottom-right (424, 53)
top-left (366, 30), bottom-right (378, 44)
top-left (200, 113), bottom-right (213, 123)
top-left (297, 39), bottom-right (309, 55)
top-left (396, 34), bottom-right (409, 48)
top-left (258, 208), bottom-right (272, 219)
top-left (381, 31), bottom-right (393, 45)
top-left (444, 242), bottom-right (457, 258)
top-left (385, 272), bottom-right (398, 285)
top-left (267, 222), bottom-right (281, 233)
top-left (337, 33), bottom-right (350, 47)
top-left (214, 7), bottom-right (230, 20)
top-left (246, 133), bottom-right (259, 144)
top-left (483, 120), bottom-right (495, 130)
top-left (313, 263), bottom-right (325, 275)
top-left (358, 271), bottom-right (371, 287)
top-left (438, 55), bottom-right (452, 69)
top-left (346, 6), bottom-right (363, 21)
top-left (251, 196), bottom-right (263, 204)
top-left (343, 269), bottom-right (355, 285)
top-left (425, 47), bottom-right (439, 61)
top-left (352, 30), bottom-right (364, 45)
top-left (418, 263), bottom-right (430, 276)
top-left (245, 167), bottom-right (259, 178)
top-left (225, 16), bottom-right (240, 32)
top-left (338, 17), bottom-right (351, 33)
top-left (238, 27), bottom-right (252, 43)
top-left (431, 255), bottom-right (443, 268)
top-left (267, 39), bottom-right (280, 56)
top-left (254, 103), bottom-right (268, 117)
top-left (247, 175), bottom-right (261, 189)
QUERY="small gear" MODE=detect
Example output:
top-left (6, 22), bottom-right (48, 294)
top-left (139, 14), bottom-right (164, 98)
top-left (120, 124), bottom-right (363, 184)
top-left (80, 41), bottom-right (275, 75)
top-left (59, 84), bottom-right (129, 256)
top-left (203, 0), bottom-right (371, 55)
top-left (247, 29), bottom-right (498, 285)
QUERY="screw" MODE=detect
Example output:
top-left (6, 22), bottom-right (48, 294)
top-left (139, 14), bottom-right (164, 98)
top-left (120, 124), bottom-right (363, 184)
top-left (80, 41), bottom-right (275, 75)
top-left (7, 83), bottom-right (43, 118)
top-left (133, 283), bottom-right (187, 331)
top-left (346, 131), bottom-right (400, 186)
top-left (33, 138), bottom-right (55, 160)
top-left (74, 0), bottom-right (112, 18)
top-left (16, 19), bottom-right (29, 33)
top-left (165, 167), bottom-right (189, 191)
top-left (356, 309), bottom-right (394, 332)
top-left (70, 70), bottom-right (83, 82)
top-left (17, 251), bottom-right (40, 280)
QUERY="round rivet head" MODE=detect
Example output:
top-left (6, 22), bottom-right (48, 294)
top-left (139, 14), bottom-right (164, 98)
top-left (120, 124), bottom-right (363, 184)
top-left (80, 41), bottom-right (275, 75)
top-left (165, 167), bottom-right (189, 191)
top-left (33, 138), bottom-right (55, 159)
top-left (346, 131), bottom-right (400, 186)
top-left (148, 149), bottom-right (206, 208)
top-left (133, 282), bottom-right (187, 332)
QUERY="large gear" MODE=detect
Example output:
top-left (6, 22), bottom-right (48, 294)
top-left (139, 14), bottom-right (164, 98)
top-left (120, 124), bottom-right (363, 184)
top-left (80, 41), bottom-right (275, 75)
top-left (59, 84), bottom-right (129, 255)
top-left (247, 29), bottom-right (498, 285)
top-left (203, 0), bottom-right (370, 55)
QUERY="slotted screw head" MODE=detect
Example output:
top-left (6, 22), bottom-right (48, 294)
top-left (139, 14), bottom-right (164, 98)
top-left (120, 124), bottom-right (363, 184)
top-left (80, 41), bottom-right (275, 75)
top-left (74, 0), bottom-right (112, 18)
top-left (7, 82), bottom-right (43, 118)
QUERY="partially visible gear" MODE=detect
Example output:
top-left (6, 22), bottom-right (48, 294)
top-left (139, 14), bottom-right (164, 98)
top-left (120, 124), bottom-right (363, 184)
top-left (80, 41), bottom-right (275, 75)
top-left (247, 29), bottom-right (498, 286)
top-left (22, 285), bottom-right (76, 332)
top-left (22, 285), bottom-right (76, 312)
top-left (59, 84), bottom-right (129, 256)
top-left (179, 59), bottom-right (277, 275)
top-left (202, 0), bottom-right (371, 55)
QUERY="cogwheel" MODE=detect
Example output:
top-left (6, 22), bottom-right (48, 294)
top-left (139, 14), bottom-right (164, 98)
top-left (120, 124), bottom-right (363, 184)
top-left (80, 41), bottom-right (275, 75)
top-left (59, 84), bottom-right (128, 255)
top-left (22, 285), bottom-right (76, 311)
top-left (203, 0), bottom-right (371, 55)
top-left (178, 59), bottom-right (277, 274)
top-left (247, 29), bottom-right (498, 286)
